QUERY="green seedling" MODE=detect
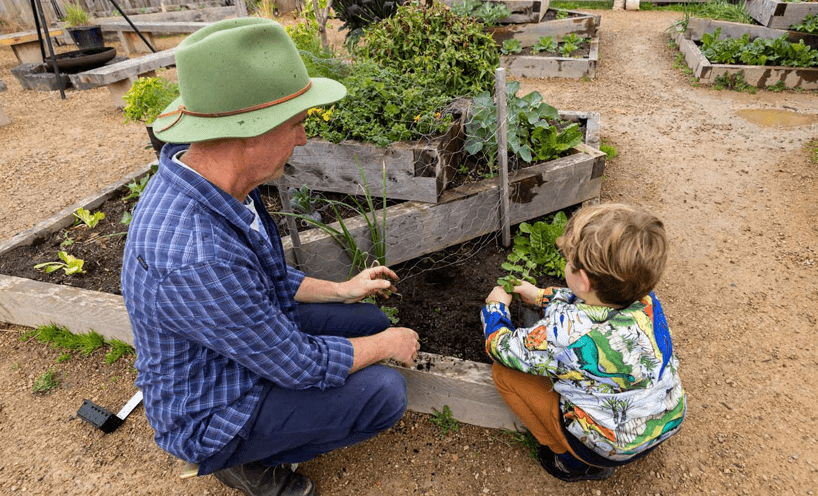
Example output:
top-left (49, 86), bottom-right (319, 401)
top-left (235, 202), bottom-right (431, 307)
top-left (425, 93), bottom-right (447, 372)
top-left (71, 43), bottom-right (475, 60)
top-left (73, 207), bottom-right (105, 228)
top-left (34, 251), bottom-right (85, 275)
top-left (32, 368), bottom-right (60, 394)
top-left (504, 429), bottom-right (539, 460)
top-left (501, 39), bottom-right (523, 55)
top-left (381, 306), bottom-right (400, 325)
top-left (123, 174), bottom-right (151, 201)
top-left (532, 36), bottom-right (558, 54)
top-left (430, 405), bottom-right (460, 435)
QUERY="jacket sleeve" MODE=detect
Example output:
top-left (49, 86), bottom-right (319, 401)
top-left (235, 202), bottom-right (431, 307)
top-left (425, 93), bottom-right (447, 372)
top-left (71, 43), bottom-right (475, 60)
top-left (154, 261), bottom-right (354, 390)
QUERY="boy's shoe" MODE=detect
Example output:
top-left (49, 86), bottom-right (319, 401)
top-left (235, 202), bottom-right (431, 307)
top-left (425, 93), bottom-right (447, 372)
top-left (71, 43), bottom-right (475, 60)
top-left (213, 461), bottom-right (315, 496)
top-left (537, 445), bottom-right (616, 482)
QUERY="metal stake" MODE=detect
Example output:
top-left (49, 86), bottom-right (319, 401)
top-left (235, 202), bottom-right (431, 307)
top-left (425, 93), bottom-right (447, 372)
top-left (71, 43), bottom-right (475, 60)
top-left (495, 68), bottom-right (510, 248)
top-left (106, 0), bottom-right (156, 53)
top-left (31, 0), bottom-right (66, 99)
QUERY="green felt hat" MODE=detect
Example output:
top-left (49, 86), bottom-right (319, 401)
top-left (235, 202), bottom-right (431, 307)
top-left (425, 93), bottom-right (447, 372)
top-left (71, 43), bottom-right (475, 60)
top-left (152, 17), bottom-right (346, 143)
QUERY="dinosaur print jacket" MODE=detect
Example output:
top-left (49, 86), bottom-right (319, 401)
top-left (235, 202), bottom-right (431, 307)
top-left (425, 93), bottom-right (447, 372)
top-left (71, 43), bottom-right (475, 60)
top-left (481, 288), bottom-right (686, 461)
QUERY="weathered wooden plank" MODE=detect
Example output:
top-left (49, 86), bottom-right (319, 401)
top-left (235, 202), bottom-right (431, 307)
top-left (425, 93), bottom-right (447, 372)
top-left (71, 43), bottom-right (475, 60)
top-left (747, 0), bottom-right (818, 29)
top-left (490, 10), bottom-right (601, 47)
top-left (500, 36), bottom-right (598, 79)
top-left (684, 17), bottom-right (818, 49)
top-left (0, 164), bottom-right (154, 257)
top-left (97, 20), bottom-right (210, 34)
top-left (281, 142), bottom-right (605, 282)
top-left (282, 138), bottom-right (445, 203)
top-left (0, 274), bottom-right (133, 343)
top-left (68, 47), bottom-right (177, 89)
top-left (386, 353), bottom-right (524, 431)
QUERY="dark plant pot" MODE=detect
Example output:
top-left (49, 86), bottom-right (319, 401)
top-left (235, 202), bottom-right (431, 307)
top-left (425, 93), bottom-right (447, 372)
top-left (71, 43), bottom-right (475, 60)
top-left (68, 26), bottom-right (105, 53)
top-left (146, 125), bottom-right (165, 159)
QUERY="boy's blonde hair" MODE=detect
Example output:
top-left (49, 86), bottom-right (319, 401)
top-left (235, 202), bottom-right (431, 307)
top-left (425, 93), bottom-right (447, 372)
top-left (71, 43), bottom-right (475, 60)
top-left (556, 203), bottom-right (668, 307)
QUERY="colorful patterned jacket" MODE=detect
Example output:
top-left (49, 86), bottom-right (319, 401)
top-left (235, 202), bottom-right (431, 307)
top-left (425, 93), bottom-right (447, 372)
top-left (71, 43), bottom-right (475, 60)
top-left (481, 288), bottom-right (686, 461)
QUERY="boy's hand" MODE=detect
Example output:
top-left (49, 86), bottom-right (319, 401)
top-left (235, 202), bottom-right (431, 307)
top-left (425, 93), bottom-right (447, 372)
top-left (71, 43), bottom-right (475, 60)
top-left (511, 280), bottom-right (540, 306)
top-left (485, 286), bottom-right (513, 307)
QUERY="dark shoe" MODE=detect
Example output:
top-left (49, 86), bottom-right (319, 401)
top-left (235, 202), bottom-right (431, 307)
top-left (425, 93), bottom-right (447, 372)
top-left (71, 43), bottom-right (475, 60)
top-left (213, 461), bottom-right (315, 496)
top-left (537, 445), bottom-right (615, 482)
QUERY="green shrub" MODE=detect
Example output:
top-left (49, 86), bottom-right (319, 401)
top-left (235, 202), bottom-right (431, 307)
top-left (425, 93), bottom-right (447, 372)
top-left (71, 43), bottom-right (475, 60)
top-left (334, 0), bottom-right (407, 42)
top-left (64, 3), bottom-right (91, 27)
top-left (122, 77), bottom-right (180, 125)
top-left (353, 1), bottom-right (499, 97)
top-left (304, 60), bottom-right (454, 147)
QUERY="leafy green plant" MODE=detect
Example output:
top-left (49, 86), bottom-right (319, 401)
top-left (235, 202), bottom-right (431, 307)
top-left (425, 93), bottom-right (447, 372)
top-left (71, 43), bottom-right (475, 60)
top-left (505, 429), bottom-right (540, 460)
top-left (767, 79), bottom-right (787, 92)
top-left (63, 3), bottom-right (91, 27)
top-left (430, 405), bottom-right (460, 435)
top-left (501, 39), bottom-right (523, 55)
top-left (278, 162), bottom-right (387, 277)
top-left (122, 77), bottom-right (180, 125)
top-left (334, 0), bottom-right (407, 42)
top-left (289, 185), bottom-right (322, 217)
top-left (701, 29), bottom-right (818, 68)
top-left (713, 71), bottom-right (756, 93)
top-left (33, 368), bottom-right (60, 393)
top-left (353, 1), bottom-right (499, 97)
top-left (558, 33), bottom-right (586, 57)
top-left (33, 251), bottom-right (85, 275)
top-left (499, 211), bottom-right (569, 287)
top-left (532, 36), bottom-right (558, 54)
top-left (450, 0), bottom-right (511, 25)
top-left (465, 81), bottom-right (582, 172)
top-left (791, 14), bottom-right (818, 34)
top-left (286, 19), bottom-right (346, 80)
top-left (600, 140), bottom-right (618, 160)
top-left (73, 207), bottom-right (105, 228)
top-left (381, 306), bottom-right (399, 324)
top-left (555, 9), bottom-right (569, 20)
top-left (305, 61), bottom-right (454, 147)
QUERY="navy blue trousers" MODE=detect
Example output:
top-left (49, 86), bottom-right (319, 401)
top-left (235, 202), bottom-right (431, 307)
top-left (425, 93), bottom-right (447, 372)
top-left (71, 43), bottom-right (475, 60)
top-left (197, 302), bottom-right (407, 475)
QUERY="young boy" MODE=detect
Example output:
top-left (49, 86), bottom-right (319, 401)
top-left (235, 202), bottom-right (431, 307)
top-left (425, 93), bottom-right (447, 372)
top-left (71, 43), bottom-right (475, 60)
top-left (481, 203), bottom-right (686, 482)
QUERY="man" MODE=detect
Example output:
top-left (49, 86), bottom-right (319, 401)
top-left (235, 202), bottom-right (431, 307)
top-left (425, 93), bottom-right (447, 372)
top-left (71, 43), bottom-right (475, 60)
top-left (121, 18), bottom-right (420, 496)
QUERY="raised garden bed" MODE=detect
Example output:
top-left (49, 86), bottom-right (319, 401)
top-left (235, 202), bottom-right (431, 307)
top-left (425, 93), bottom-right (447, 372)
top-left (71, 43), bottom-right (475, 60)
top-left (746, 0), bottom-right (818, 29)
top-left (674, 18), bottom-right (818, 89)
top-left (442, 0), bottom-right (552, 24)
top-left (490, 8), bottom-right (602, 46)
top-left (500, 35), bottom-right (599, 79)
top-left (281, 120), bottom-right (464, 203)
top-left (0, 110), bottom-right (601, 431)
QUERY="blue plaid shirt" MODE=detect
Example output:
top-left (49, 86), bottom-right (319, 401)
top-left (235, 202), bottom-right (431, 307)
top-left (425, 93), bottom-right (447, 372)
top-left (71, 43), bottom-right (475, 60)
top-left (122, 144), bottom-right (354, 464)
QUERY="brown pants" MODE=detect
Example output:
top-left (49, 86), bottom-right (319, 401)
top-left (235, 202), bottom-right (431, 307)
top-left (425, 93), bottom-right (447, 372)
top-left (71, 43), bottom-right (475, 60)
top-left (492, 363), bottom-right (581, 459)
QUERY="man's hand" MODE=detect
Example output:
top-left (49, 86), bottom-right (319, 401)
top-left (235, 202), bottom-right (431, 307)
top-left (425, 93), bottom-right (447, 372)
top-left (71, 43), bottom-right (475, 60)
top-left (485, 286), bottom-right (513, 307)
top-left (338, 265), bottom-right (399, 303)
top-left (511, 280), bottom-right (540, 306)
top-left (349, 326), bottom-right (420, 372)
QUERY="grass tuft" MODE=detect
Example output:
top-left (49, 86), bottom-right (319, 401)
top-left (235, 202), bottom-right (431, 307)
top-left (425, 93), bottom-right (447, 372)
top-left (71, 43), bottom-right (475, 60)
top-left (24, 323), bottom-right (135, 364)
top-left (32, 368), bottom-right (60, 394)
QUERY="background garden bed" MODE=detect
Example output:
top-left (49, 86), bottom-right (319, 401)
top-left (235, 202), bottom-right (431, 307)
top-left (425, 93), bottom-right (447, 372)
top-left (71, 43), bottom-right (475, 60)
top-left (673, 18), bottom-right (818, 89)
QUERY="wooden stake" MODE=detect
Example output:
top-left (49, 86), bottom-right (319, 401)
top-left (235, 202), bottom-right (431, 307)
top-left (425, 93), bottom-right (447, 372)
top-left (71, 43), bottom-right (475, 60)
top-left (495, 68), bottom-right (511, 248)
top-left (275, 180), bottom-right (304, 271)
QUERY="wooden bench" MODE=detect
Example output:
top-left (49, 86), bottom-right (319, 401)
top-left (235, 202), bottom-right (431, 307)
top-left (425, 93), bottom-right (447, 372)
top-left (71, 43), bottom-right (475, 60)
top-left (97, 21), bottom-right (209, 55)
top-left (68, 47), bottom-right (177, 107)
top-left (0, 30), bottom-right (65, 64)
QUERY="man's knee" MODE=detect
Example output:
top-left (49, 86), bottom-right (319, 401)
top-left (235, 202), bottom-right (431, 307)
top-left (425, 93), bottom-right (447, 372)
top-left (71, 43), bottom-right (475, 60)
top-left (360, 367), bottom-right (407, 431)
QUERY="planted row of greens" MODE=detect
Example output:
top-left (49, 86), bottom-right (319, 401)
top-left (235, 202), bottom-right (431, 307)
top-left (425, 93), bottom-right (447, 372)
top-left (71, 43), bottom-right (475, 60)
top-left (500, 34), bottom-right (589, 57)
top-left (700, 28), bottom-right (818, 67)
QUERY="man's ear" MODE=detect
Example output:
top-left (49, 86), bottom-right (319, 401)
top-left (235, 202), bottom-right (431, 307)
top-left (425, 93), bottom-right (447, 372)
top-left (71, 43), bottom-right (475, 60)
top-left (578, 268), bottom-right (593, 294)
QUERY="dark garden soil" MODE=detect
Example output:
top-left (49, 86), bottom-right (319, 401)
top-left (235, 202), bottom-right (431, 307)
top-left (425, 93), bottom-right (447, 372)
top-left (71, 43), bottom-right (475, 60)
top-left (0, 183), bottom-right (564, 364)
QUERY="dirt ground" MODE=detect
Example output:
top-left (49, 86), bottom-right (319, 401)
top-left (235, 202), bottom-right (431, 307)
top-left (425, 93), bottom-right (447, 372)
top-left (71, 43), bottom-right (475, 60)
top-left (2, 9), bottom-right (818, 496)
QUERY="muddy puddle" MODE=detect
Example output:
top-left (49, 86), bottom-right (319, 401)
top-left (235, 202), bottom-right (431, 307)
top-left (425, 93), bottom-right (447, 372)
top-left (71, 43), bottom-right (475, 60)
top-left (736, 108), bottom-right (818, 128)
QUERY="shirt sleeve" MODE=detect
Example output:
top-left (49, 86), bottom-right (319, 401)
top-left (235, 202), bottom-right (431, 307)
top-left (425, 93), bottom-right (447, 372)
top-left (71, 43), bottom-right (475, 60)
top-left (154, 261), bottom-right (353, 390)
top-left (481, 300), bottom-right (563, 377)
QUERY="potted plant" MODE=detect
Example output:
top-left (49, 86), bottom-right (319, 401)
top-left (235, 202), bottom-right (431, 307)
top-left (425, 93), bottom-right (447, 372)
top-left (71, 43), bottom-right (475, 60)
top-left (122, 76), bottom-right (180, 158)
top-left (63, 2), bottom-right (104, 52)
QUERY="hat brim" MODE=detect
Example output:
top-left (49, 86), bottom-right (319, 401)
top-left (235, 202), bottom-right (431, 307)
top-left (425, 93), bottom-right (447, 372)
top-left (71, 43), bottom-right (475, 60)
top-left (151, 77), bottom-right (346, 144)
